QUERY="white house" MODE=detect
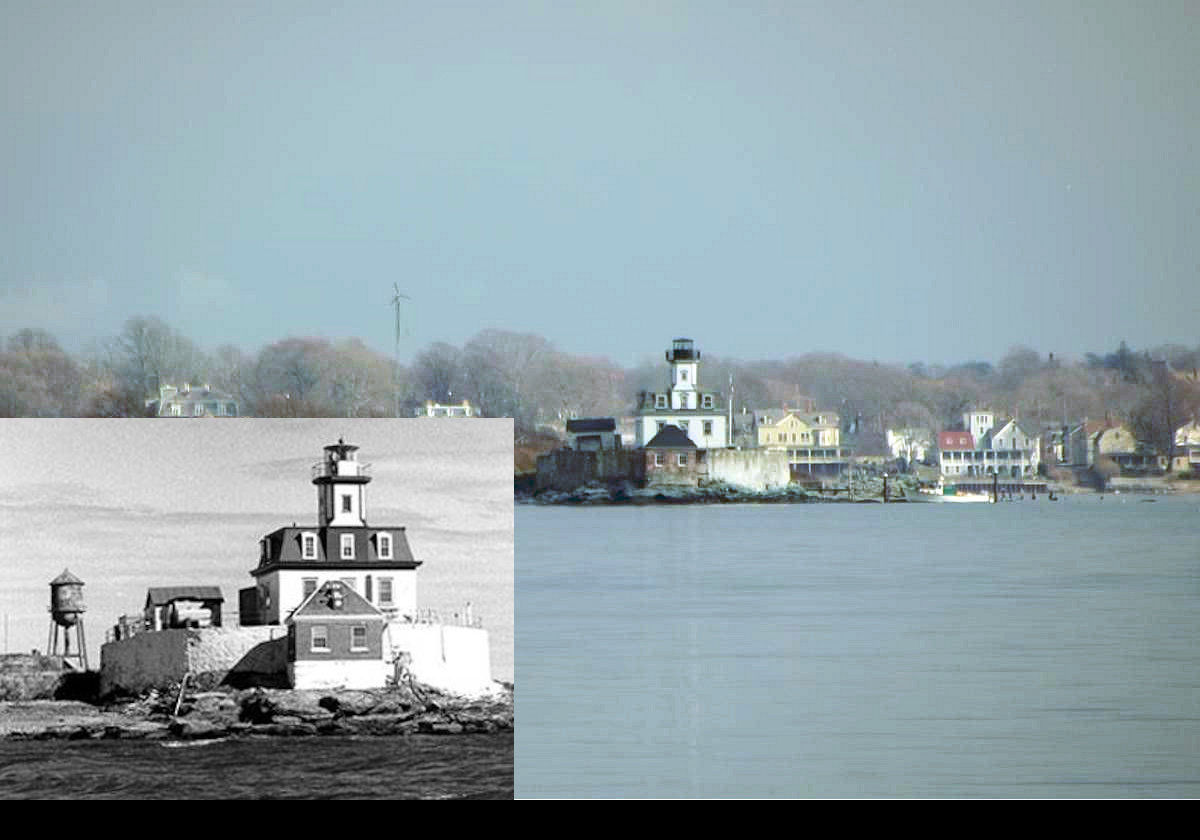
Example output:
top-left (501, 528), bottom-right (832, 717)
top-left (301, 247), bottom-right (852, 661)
top-left (634, 338), bottom-right (728, 450)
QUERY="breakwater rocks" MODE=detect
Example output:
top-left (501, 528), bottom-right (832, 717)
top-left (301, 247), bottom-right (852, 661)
top-left (523, 476), bottom-right (920, 505)
top-left (2, 683), bottom-right (514, 741)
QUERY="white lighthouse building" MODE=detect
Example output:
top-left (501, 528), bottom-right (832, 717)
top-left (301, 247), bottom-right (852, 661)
top-left (243, 439), bottom-right (421, 625)
top-left (634, 338), bottom-right (728, 450)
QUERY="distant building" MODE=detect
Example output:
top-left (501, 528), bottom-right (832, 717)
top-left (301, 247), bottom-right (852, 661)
top-left (1174, 420), bottom-right (1200, 473)
top-left (414, 400), bottom-right (478, 418)
top-left (147, 384), bottom-right (238, 417)
top-left (1095, 425), bottom-right (1163, 474)
top-left (937, 416), bottom-right (1041, 479)
top-left (635, 338), bottom-right (728, 450)
top-left (753, 405), bottom-right (850, 477)
top-left (565, 418), bottom-right (621, 451)
top-left (886, 427), bottom-right (932, 464)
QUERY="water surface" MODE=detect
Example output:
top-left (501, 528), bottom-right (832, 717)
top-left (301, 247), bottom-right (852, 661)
top-left (517, 495), bottom-right (1200, 797)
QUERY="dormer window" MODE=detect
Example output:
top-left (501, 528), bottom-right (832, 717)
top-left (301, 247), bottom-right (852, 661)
top-left (301, 532), bottom-right (317, 560)
top-left (655, 394), bottom-right (666, 409)
top-left (341, 534), bottom-right (355, 560)
top-left (377, 532), bottom-right (393, 560)
top-left (702, 395), bottom-right (713, 409)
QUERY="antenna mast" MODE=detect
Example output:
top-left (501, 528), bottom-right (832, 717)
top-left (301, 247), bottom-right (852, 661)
top-left (390, 284), bottom-right (411, 418)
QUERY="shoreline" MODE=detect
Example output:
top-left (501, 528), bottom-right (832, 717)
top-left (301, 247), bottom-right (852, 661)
top-left (1, 682), bottom-right (514, 741)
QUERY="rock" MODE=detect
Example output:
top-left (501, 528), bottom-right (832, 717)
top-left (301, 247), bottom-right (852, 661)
top-left (251, 721), bottom-right (318, 737)
top-left (317, 690), bottom-right (380, 716)
top-left (169, 717), bottom-right (229, 740)
top-left (239, 688), bottom-right (333, 724)
top-left (341, 714), bottom-right (419, 736)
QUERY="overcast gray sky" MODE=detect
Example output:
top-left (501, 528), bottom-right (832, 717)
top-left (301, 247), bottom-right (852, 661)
top-left (1, 2), bottom-right (1195, 367)
top-left (0, 419), bottom-right (514, 680)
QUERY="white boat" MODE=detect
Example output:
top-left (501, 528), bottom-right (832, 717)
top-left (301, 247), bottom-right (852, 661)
top-left (904, 483), bottom-right (993, 503)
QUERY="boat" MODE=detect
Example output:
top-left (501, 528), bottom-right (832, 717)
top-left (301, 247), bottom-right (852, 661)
top-left (904, 481), bottom-right (993, 503)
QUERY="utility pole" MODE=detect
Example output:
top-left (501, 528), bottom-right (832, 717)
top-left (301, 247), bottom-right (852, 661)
top-left (390, 284), bottom-right (411, 418)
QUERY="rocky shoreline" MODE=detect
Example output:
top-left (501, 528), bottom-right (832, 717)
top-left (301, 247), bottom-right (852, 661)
top-left (1, 681), bottom-right (513, 741)
top-left (520, 476), bottom-right (920, 505)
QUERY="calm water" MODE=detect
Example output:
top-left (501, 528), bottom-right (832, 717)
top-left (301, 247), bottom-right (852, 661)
top-left (516, 495), bottom-right (1200, 797)
top-left (0, 735), bottom-right (513, 799)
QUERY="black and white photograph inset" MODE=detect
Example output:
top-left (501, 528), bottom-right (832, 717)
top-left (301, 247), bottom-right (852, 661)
top-left (0, 418), bottom-right (513, 799)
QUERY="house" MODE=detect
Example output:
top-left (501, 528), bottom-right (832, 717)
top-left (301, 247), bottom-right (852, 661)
top-left (1066, 419), bottom-right (1113, 467)
top-left (144, 586), bottom-right (224, 631)
top-left (634, 338), bottom-right (728, 450)
top-left (414, 400), bottom-right (477, 417)
top-left (565, 418), bottom-right (621, 451)
top-left (1173, 420), bottom-right (1200, 473)
top-left (936, 430), bottom-right (976, 477)
top-left (147, 384), bottom-right (238, 417)
top-left (287, 580), bottom-right (388, 690)
top-left (937, 415), bottom-right (1041, 479)
top-left (886, 427), bottom-right (932, 464)
top-left (241, 439), bottom-right (421, 626)
top-left (1095, 425), bottom-right (1163, 474)
top-left (754, 405), bottom-right (851, 477)
top-left (644, 424), bottom-right (704, 487)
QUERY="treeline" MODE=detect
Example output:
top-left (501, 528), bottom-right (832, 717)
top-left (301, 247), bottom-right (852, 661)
top-left (1, 318), bottom-right (1197, 456)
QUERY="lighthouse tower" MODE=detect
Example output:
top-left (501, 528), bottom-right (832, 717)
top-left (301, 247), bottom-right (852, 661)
top-left (314, 439), bottom-right (370, 527)
top-left (666, 338), bottom-right (700, 410)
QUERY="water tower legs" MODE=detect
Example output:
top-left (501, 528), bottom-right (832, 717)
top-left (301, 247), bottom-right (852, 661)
top-left (48, 619), bottom-right (88, 670)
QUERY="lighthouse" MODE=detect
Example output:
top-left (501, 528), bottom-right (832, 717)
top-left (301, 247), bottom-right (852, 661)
top-left (634, 338), bottom-right (728, 449)
top-left (242, 439), bottom-right (422, 626)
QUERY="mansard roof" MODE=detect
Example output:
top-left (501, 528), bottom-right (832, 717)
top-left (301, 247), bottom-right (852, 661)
top-left (253, 525), bottom-right (421, 575)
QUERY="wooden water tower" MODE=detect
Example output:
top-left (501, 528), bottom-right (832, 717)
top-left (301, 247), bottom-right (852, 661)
top-left (48, 569), bottom-right (88, 670)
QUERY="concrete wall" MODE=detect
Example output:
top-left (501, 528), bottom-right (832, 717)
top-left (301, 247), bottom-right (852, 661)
top-left (290, 659), bottom-right (390, 690)
top-left (100, 626), bottom-right (287, 696)
top-left (535, 448), bottom-right (644, 492)
top-left (388, 624), bottom-right (493, 696)
top-left (707, 449), bottom-right (791, 491)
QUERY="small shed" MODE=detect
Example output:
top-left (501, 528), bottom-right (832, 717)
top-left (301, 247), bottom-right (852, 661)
top-left (287, 580), bottom-right (388, 690)
top-left (144, 586), bottom-right (224, 631)
top-left (566, 418), bottom-right (620, 451)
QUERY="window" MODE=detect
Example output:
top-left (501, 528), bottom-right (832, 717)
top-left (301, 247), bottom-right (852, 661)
top-left (680, 369), bottom-right (688, 382)
top-left (657, 421), bottom-right (666, 433)
top-left (655, 453), bottom-right (665, 466)
top-left (341, 494), bottom-right (352, 513)
top-left (379, 577), bottom-right (394, 606)
top-left (703, 421), bottom-right (713, 436)
top-left (702, 395), bottom-right (713, 409)
top-left (351, 625), bottom-right (368, 651)
top-left (302, 578), bottom-right (318, 599)
top-left (378, 532), bottom-right (393, 560)
top-left (341, 534), bottom-right (355, 560)
top-left (311, 625), bottom-right (329, 652)
top-left (677, 453), bottom-right (688, 466)
top-left (301, 533), bottom-right (317, 560)
top-left (655, 394), bottom-right (666, 409)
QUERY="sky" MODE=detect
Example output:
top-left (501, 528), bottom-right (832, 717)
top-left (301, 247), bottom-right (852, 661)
top-left (0, 418), bottom-right (514, 681)
top-left (0, 2), bottom-right (1196, 367)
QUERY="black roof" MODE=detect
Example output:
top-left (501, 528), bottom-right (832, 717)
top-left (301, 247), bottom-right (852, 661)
top-left (566, 418), bottom-right (616, 433)
top-left (644, 425), bottom-right (697, 449)
top-left (145, 586), bottom-right (224, 606)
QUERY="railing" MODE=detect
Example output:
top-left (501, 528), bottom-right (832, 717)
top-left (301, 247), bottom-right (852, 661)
top-left (311, 461), bottom-right (372, 480)
top-left (409, 607), bottom-right (484, 629)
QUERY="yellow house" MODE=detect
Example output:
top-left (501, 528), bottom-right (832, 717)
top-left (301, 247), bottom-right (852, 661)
top-left (756, 411), bottom-right (814, 449)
